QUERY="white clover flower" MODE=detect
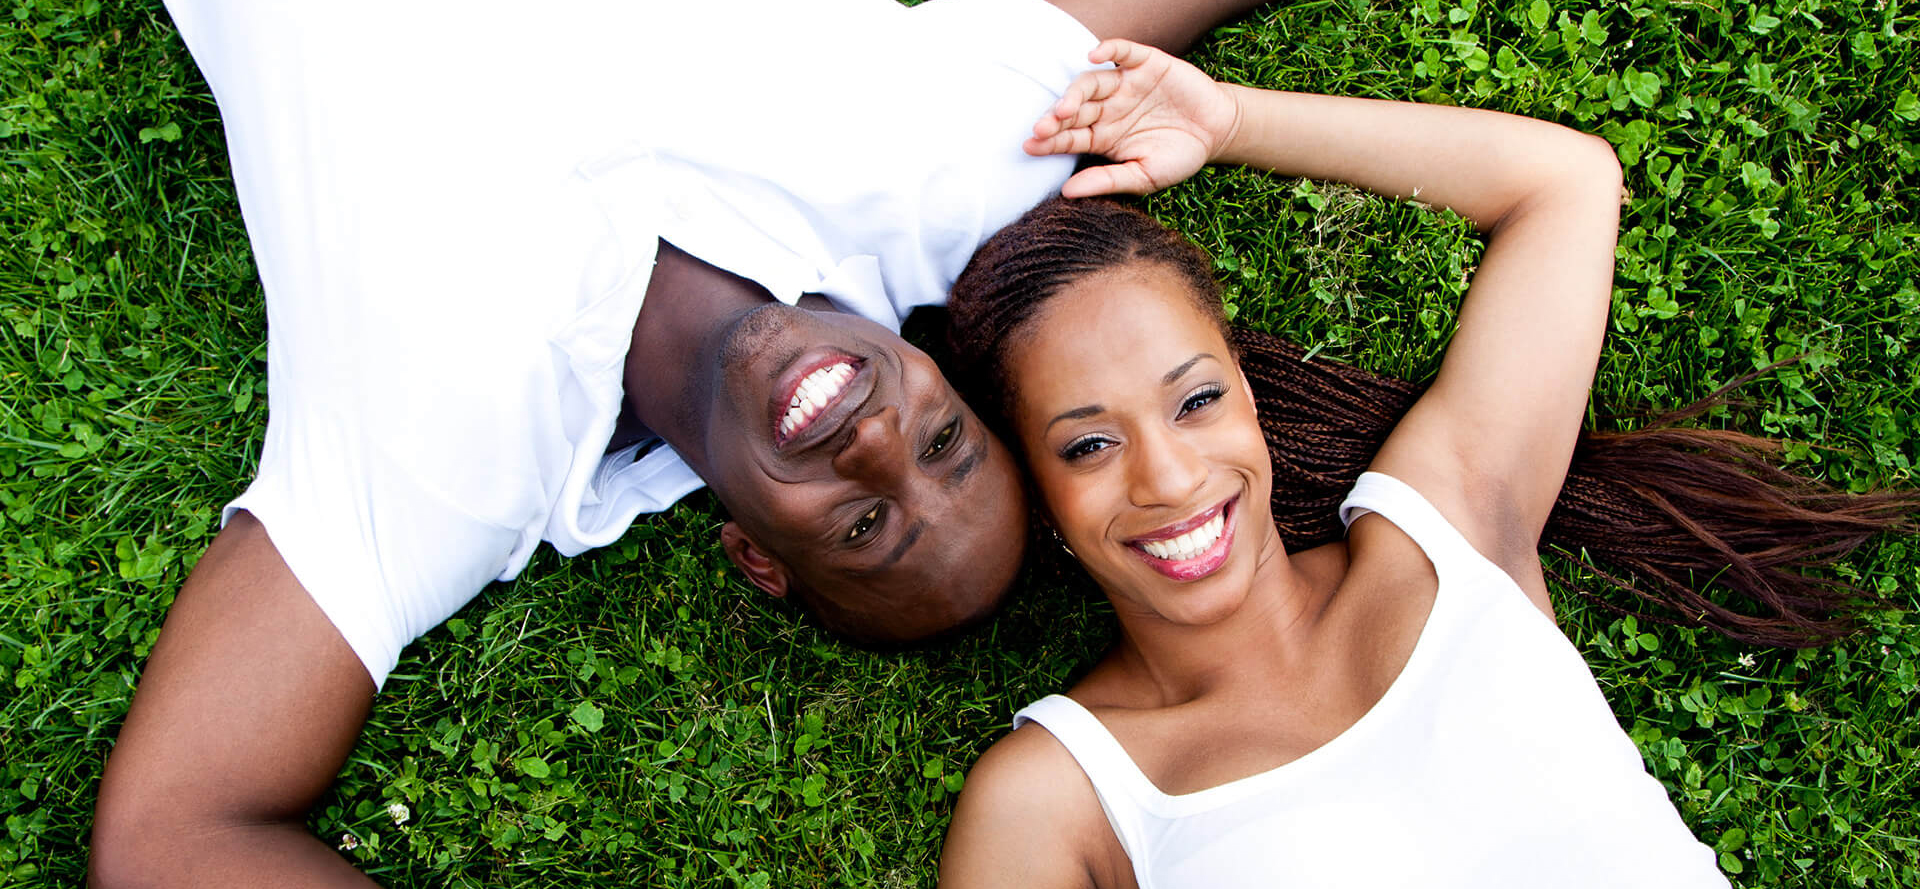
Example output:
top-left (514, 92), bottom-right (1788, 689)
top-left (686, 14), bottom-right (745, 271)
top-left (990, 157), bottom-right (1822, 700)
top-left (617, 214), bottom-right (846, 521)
top-left (387, 802), bottom-right (412, 826)
top-left (1737, 653), bottom-right (1757, 668)
top-left (337, 832), bottom-right (360, 852)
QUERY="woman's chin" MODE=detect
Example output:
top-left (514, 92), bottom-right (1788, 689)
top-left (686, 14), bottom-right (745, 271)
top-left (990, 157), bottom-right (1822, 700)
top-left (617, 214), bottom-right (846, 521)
top-left (1111, 562), bottom-right (1257, 629)
top-left (1106, 518), bottom-right (1283, 629)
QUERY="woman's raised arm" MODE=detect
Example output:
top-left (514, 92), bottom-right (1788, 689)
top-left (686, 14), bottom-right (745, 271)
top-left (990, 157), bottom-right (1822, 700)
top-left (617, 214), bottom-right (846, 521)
top-left (1030, 41), bottom-right (1623, 608)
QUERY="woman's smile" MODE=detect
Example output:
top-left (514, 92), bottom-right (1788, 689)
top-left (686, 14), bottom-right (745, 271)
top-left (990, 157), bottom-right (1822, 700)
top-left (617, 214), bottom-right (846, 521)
top-left (1127, 494), bottom-right (1239, 581)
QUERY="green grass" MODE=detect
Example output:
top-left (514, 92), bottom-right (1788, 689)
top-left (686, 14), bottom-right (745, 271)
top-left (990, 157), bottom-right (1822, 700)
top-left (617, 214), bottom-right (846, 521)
top-left (2, 0), bottom-right (1917, 886)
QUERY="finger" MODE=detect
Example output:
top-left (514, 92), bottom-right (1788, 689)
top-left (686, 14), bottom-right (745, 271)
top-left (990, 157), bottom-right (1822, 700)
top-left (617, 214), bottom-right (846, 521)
top-left (1065, 94), bottom-right (1105, 132)
top-left (1086, 38), bottom-right (1143, 68)
top-left (1093, 39), bottom-right (1156, 71)
top-left (1040, 89), bottom-right (1086, 133)
top-left (1079, 68), bottom-right (1125, 105)
top-left (1024, 125), bottom-right (1096, 158)
top-left (1060, 161), bottom-right (1154, 198)
top-left (1031, 111), bottom-right (1063, 141)
top-left (1038, 70), bottom-right (1122, 142)
top-left (1051, 66), bottom-right (1120, 118)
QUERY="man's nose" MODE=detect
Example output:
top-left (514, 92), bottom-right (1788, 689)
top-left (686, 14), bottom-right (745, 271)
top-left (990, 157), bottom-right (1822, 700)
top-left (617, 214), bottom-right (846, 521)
top-left (832, 406), bottom-right (909, 488)
top-left (1127, 425), bottom-right (1207, 509)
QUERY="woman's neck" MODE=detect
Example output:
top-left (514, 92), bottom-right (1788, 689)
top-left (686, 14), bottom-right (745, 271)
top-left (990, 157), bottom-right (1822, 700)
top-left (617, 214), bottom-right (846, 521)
top-left (1100, 525), bottom-right (1348, 706)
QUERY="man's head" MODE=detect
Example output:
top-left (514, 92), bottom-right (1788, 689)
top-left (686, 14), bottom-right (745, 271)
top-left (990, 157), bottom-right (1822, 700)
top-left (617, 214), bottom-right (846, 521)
top-left (687, 300), bottom-right (1030, 644)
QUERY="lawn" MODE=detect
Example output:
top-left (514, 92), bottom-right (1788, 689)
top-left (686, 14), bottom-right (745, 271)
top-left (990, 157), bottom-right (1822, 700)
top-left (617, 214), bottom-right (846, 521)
top-left (2, 0), bottom-right (1916, 886)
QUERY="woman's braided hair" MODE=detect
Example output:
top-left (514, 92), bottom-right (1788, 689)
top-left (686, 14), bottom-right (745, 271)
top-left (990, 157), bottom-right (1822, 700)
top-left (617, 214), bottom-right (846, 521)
top-left (947, 196), bottom-right (1917, 648)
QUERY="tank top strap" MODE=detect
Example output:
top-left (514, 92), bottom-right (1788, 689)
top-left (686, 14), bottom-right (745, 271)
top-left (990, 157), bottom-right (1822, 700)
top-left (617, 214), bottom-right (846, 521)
top-left (1012, 694), bottom-right (1157, 868)
top-left (1338, 471), bottom-right (1487, 578)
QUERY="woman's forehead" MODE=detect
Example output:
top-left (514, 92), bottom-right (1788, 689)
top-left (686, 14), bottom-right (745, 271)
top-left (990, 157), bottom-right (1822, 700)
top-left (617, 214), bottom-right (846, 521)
top-left (1011, 271), bottom-right (1230, 410)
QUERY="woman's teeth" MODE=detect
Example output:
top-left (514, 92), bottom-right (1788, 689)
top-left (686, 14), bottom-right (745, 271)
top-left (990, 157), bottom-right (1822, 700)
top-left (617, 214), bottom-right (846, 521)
top-left (1138, 510), bottom-right (1226, 562)
top-left (780, 362), bottom-right (855, 438)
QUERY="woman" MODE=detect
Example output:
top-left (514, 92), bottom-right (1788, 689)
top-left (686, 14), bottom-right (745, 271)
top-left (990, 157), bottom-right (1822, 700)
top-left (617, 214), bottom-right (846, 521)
top-left (938, 40), bottom-right (1911, 887)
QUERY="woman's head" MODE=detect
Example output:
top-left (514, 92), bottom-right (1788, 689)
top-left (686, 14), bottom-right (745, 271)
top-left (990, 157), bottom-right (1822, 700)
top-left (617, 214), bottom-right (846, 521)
top-left (948, 198), bottom-right (1279, 624)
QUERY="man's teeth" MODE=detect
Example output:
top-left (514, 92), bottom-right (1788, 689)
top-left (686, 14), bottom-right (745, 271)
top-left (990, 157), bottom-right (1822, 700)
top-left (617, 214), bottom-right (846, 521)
top-left (1138, 511), bottom-right (1226, 562)
top-left (780, 362), bottom-right (855, 437)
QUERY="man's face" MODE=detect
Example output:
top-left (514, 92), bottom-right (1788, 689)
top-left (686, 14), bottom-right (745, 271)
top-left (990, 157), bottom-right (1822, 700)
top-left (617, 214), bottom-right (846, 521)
top-left (701, 302), bottom-right (1028, 642)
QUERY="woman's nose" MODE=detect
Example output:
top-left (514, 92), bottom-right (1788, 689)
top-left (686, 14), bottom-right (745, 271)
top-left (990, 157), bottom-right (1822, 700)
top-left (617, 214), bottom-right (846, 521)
top-left (832, 406), bottom-right (908, 488)
top-left (1127, 425), bottom-right (1207, 509)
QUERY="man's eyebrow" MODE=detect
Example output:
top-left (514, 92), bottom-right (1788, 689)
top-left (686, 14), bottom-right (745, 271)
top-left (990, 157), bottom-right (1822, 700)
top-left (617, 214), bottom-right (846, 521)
top-left (945, 428), bottom-right (983, 488)
top-left (1163, 354), bottom-right (1211, 386)
top-left (848, 519), bottom-right (925, 579)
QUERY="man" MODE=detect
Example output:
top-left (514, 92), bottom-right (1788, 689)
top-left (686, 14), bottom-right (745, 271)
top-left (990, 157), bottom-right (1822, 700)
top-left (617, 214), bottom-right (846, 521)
top-left (88, 0), bottom-right (1260, 885)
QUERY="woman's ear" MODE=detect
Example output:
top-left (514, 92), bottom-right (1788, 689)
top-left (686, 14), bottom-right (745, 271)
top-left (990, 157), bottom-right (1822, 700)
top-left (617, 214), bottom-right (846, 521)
top-left (719, 522), bottom-right (791, 598)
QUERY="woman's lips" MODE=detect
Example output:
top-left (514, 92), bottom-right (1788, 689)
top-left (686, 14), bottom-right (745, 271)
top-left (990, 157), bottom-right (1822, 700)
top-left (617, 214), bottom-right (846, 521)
top-left (1128, 496), bottom-right (1238, 582)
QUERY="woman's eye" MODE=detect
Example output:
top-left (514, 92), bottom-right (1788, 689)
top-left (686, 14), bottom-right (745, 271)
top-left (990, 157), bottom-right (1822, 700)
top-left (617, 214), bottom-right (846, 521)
top-left (1179, 385), bottom-right (1225, 417)
top-left (920, 421), bottom-right (958, 460)
top-left (848, 503), bottom-right (881, 541)
top-left (1061, 436), bottom-right (1114, 461)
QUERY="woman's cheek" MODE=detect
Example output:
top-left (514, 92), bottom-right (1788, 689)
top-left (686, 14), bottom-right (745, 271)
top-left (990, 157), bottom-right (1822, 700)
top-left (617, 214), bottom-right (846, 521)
top-left (1038, 466), bottom-right (1108, 555)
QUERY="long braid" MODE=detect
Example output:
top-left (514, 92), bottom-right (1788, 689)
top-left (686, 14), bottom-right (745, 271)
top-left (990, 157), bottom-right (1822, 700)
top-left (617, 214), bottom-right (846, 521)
top-left (949, 196), bottom-right (1918, 649)
top-left (1229, 329), bottom-right (1417, 550)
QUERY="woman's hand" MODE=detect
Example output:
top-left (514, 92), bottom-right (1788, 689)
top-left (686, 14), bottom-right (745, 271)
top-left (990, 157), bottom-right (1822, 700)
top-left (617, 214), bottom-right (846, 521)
top-left (1026, 39), bottom-right (1241, 197)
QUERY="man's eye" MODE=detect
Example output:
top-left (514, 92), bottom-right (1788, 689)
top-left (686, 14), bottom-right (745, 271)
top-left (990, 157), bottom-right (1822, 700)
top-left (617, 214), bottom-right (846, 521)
top-left (848, 503), bottom-right (881, 541)
top-left (921, 421), bottom-right (958, 460)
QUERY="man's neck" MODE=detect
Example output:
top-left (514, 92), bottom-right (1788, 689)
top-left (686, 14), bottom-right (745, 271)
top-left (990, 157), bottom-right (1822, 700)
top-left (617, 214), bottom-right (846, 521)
top-left (616, 242), bottom-right (771, 463)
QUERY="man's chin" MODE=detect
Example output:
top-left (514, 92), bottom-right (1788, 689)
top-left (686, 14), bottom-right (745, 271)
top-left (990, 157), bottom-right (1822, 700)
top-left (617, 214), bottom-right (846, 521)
top-left (716, 302), bottom-right (810, 372)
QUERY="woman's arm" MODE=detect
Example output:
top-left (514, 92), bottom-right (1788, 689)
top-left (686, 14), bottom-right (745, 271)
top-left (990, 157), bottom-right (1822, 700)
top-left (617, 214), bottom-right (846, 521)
top-left (1030, 42), bottom-right (1622, 609)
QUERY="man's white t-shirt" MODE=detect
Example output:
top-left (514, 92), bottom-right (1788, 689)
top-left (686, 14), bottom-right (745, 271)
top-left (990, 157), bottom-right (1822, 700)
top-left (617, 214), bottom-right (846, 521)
top-left (163, 0), bottom-right (1097, 686)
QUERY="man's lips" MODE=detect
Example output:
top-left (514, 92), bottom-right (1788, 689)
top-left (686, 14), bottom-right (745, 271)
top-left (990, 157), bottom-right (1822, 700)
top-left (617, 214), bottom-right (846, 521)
top-left (1127, 495), bottom-right (1239, 582)
top-left (771, 350), bottom-right (872, 449)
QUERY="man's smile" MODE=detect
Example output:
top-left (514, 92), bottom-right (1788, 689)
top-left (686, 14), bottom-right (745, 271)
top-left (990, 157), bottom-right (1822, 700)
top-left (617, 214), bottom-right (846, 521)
top-left (778, 358), bottom-right (859, 440)
top-left (768, 347), bottom-right (880, 453)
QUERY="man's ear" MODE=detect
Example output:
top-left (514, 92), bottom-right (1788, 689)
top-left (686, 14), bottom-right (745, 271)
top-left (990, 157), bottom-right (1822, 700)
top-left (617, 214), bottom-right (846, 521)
top-left (720, 521), bottom-right (791, 598)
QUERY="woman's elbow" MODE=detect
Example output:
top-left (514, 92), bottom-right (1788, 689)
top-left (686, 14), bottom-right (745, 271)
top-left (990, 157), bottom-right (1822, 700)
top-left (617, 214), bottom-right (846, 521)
top-left (1562, 131), bottom-right (1625, 207)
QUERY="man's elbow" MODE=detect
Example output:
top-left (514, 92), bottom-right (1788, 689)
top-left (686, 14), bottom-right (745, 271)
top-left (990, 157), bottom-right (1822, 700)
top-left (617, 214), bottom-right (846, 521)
top-left (90, 784), bottom-right (163, 889)
top-left (89, 779), bottom-right (205, 889)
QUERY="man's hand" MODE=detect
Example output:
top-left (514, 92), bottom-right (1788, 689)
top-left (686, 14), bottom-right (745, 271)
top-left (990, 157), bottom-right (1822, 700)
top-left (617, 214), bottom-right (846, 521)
top-left (1025, 39), bottom-right (1242, 197)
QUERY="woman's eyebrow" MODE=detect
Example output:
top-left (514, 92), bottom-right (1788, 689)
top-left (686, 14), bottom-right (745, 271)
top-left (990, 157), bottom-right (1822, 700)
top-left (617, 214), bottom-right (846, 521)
top-left (1045, 405), bottom-right (1104, 434)
top-left (1043, 354), bottom-right (1218, 433)
top-left (1163, 353), bottom-right (1213, 386)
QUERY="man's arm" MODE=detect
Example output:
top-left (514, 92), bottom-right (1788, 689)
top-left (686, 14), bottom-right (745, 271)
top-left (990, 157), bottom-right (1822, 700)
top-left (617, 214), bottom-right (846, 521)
top-left (1045, 0), bottom-right (1265, 56)
top-left (90, 512), bottom-right (378, 888)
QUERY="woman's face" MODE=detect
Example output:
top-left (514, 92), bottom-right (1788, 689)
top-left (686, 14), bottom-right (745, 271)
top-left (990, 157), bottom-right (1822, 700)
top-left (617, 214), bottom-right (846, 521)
top-left (1005, 262), bottom-right (1278, 626)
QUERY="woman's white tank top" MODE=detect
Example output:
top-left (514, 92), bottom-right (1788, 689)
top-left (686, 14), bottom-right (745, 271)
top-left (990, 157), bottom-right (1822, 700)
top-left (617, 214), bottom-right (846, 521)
top-left (1013, 472), bottom-right (1730, 888)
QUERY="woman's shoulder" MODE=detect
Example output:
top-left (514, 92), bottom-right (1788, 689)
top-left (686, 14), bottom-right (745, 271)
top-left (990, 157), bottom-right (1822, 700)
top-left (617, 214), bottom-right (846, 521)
top-left (942, 721), bottom-right (1117, 889)
top-left (963, 720), bottom-right (1100, 819)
